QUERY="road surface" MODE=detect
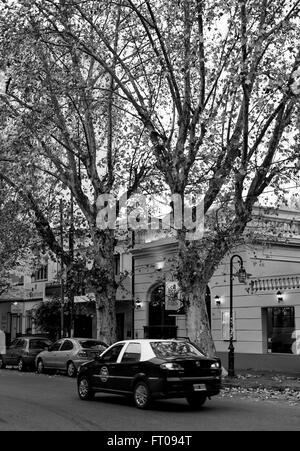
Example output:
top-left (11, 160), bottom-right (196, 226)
top-left (0, 369), bottom-right (299, 431)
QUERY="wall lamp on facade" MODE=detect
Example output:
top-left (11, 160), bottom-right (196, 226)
top-left (135, 298), bottom-right (143, 310)
top-left (276, 291), bottom-right (284, 303)
top-left (214, 296), bottom-right (222, 307)
top-left (155, 261), bottom-right (165, 271)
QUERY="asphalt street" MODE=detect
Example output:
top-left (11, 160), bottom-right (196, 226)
top-left (0, 369), bottom-right (300, 431)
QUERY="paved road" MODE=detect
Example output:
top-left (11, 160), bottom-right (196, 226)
top-left (0, 369), bottom-right (300, 431)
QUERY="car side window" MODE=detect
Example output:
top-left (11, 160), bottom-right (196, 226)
top-left (121, 343), bottom-right (141, 363)
top-left (102, 344), bottom-right (124, 363)
top-left (9, 340), bottom-right (19, 349)
top-left (15, 340), bottom-right (25, 349)
top-left (49, 341), bottom-right (62, 352)
top-left (60, 340), bottom-right (74, 352)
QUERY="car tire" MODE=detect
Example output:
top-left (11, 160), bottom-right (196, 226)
top-left (0, 355), bottom-right (6, 369)
top-left (67, 362), bottom-right (77, 378)
top-left (133, 381), bottom-right (152, 410)
top-left (78, 376), bottom-right (95, 401)
top-left (186, 394), bottom-right (207, 409)
top-left (37, 359), bottom-right (45, 375)
top-left (18, 358), bottom-right (26, 372)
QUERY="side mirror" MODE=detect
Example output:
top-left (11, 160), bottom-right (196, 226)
top-left (44, 346), bottom-right (49, 351)
top-left (96, 353), bottom-right (103, 362)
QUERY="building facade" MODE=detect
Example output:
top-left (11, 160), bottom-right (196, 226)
top-left (1, 206), bottom-right (300, 372)
top-left (131, 207), bottom-right (300, 373)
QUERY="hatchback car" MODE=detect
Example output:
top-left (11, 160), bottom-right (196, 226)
top-left (77, 339), bottom-right (222, 409)
top-left (0, 336), bottom-right (52, 372)
top-left (36, 338), bottom-right (108, 377)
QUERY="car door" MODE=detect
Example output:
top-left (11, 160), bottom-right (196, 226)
top-left (57, 340), bottom-right (74, 371)
top-left (4, 340), bottom-right (19, 364)
top-left (116, 342), bottom-right (142, 392)
top-left (13, 339), bottom-right (26, 365)
top-left (44, 341), bottom-right (63, 369)
top-left (91, 343), bottom-right (125, 391)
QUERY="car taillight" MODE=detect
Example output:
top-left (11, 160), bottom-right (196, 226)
top-left (160, 363), bottom-right (184, 371)
top-left (78, 351), bottom-right (88, 358)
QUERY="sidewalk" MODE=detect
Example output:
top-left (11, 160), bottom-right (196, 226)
top-left (223, 370), bottom-right (300, 392)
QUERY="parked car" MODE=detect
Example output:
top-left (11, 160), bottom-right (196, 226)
top-left (77, 339), bottom-right (222, 409)
top-left (36, 338), bottom-right (108, 377)
top-left (0, 336), bottom-right (52, 372)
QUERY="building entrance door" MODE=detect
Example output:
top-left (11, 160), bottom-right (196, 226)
top-left (146, 284), bottom-right (177, 339)
top-left (116, 313), bottom-right (125, 341)
top-left (74, 316), bottom-right (93, 338)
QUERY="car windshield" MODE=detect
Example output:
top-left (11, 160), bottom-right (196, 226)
top-left (79, 340), bottom-right (107, 350)
top-left (151, 341), bottom-right (203, 359)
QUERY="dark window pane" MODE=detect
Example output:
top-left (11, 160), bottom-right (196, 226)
top-left (49, 342), bottom-right (62, 352)
top-left (61, 340), bottom-right (74, 351)
top-left (102, 344), bottom-right (124, 363)
top-left (268, 307), bottom-right (295, 354)
top-left (79, 340), bottom-right (107, 350)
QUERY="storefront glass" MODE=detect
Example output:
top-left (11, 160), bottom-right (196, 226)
top-left (267, 307), bottom-right (295, 354)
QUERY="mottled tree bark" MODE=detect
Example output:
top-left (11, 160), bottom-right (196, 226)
top-left (186, 285), bottom-right (216, 358)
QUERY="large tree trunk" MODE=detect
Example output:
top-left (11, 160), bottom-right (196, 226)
top-left (186, 284), bottom-right (216, 358)
top-left (91, 229), bottom-right (117, 345)
top-left (177, 229), bottom-right (216, 358)
top-left (95, 285), bottom-right (116, 345)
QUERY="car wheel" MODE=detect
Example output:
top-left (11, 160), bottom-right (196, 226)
top-left (133, 382), bottom-right (152, 410)
top-left (78, 376), bottom-right (95, 401)
top-left (37, 359), bottom-right (45, 375)
top-left (18, 358), bottom-right (26, 372)
top-left (67, 362), bottom-right (77, 378)
top-left (186, 394), bottom-right (207, 409)
top-left (0, 355), bottom-right (6, 369)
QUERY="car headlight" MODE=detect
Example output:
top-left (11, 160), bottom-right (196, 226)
top-left (211, 362), bottom-right (221, 369)
top-left (160, 363), bottom-right (184, 371)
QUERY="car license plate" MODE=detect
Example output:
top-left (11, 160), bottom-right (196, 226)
top-left (193, 384), bottom-right (206, 391)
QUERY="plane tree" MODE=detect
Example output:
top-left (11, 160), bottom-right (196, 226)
top-left (22, 0), bottom-right (300, 356)
top-left (0, 0), bottom-right (151, 343)
top-left (1, 0), bottom-right (300, 354)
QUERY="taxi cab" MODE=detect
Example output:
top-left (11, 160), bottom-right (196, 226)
top-left (77, 339), bottom-right (222, 409)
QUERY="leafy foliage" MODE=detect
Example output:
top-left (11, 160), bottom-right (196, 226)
top-left (33, 299), bottom-right (67, 341)
top-left (0, 0), bottom-right (300, 351)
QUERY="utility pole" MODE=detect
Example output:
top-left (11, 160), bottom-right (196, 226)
top-left (60, 199), bottom-right (64, 339)
top-left (69, 192), bottom-right (75, 338)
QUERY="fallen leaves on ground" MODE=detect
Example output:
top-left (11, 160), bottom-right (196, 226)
top-left (221, 386), bottom-right (300, 405)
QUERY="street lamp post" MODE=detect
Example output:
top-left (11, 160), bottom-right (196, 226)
top-left (69, 192), bottom-right (75, 338)
top-left (60, 199), bottom-right (65, 339)
top-left (228, 254), bottom-right (247, 378)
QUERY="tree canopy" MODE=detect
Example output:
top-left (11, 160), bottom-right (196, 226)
top-left (0, 0), bottom-right (299, 352)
